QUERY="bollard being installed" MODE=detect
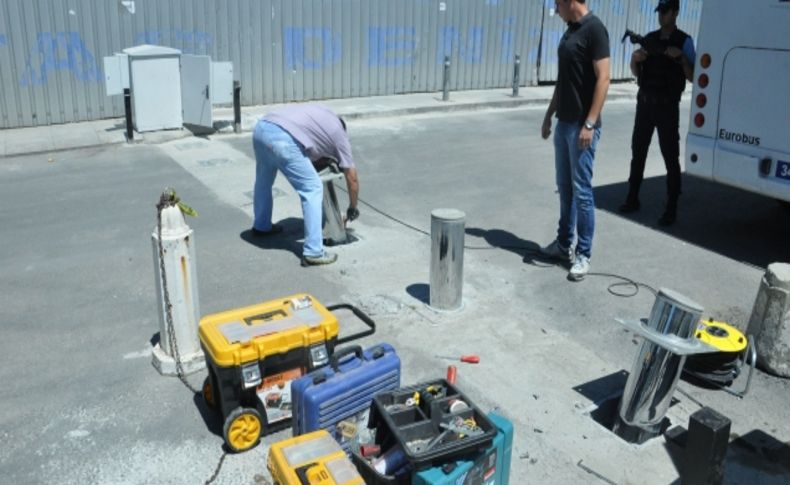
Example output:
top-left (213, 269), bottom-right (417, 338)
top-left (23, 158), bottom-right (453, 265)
top-left (123, 88), bottom-right (134, 142)
top-left (233, 80), bottom-right (241, 134)
top-left (614, 288), bottom-right (707, 443)
top-left (512, 54), bottom-right (521, 97)
top-left (442, 56), bottom-right (451, 102)
top-left (429, 209), bottom-right (465, 312)
top-left (151, 201), bottom-right (205, 376)
top-left (319, 168), bottom-right (348, 245)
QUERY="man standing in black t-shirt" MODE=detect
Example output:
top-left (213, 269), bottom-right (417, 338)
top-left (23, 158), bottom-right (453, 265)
top-left (539, 0), bottom-right (610, 282)
top-left (619, 0), bottom-right (695, 225)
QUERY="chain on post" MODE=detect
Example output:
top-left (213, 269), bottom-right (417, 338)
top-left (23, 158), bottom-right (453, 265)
top-left (156, 189), bottom-right (200, 394)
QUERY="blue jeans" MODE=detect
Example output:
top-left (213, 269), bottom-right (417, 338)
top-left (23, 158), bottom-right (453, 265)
top-left (553, 120), bottom-right (601, 258)
top-left (252, 120), bottom-right (324, 258)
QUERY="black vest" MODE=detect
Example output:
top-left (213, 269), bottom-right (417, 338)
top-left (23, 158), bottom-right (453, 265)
top-left (638, 29), bottom-right (689, 99)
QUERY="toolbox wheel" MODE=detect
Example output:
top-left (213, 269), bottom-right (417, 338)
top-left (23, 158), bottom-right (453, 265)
top-left (202, 376), bottom-right (216, 410)
top-left (223, 407), bottom-right (262, 453)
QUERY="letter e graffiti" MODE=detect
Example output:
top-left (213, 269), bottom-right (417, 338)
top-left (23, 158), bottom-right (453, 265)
top-left (20, 32), bottom-right (101, 86)
top-left (368, 27), bottom-right (416, 67)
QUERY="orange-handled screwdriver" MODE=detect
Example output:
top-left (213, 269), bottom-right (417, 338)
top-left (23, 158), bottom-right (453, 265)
top-left (436, 354), bottom-right (480, 364)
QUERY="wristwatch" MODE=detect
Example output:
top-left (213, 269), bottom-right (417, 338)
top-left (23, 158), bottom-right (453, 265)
top-left (584, 120), bottom-right (595, 130)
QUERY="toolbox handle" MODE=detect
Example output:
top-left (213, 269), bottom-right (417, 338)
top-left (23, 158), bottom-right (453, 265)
top-left (330, 345), bottom-right (365, 372)
top-left (327, 303), bottom-right (376, 344)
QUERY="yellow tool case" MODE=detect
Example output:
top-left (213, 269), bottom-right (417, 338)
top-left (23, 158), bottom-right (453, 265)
top-left (198, 294), bottom-right (375, 452)
top-left (268, 429), bottom-right (365, 485)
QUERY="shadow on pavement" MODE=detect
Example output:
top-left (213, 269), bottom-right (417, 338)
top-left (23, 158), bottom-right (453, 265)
top-left (239, 217), bottom-right (304, 260)
top-left (464, 227), bottom-right (549, 264)
top-left (406, 283), bottom-right (430, 304)
top-left (595, 175), bottom-right (790, 268)
top-left (193, 390), bottom-right (224, 439)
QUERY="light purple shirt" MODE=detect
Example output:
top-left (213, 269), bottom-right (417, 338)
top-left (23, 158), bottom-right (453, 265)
top-left (263, 104), bottom-right (355, 169)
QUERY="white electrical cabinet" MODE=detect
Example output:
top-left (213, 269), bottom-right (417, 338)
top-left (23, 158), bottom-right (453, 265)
top-left (123, 45), bottom-right (183, 132)
top-left (103, 45), bottom-right (234, 133)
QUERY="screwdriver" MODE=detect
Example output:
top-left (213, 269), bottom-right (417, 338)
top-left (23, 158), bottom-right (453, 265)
top-left (436, 354), bottom-right (480, 364)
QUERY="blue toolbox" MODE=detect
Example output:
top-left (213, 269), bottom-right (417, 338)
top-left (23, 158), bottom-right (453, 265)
top-left (291, 343), bottom-right (401, 452)
top-left (351, 412), bottom-right (513, 484)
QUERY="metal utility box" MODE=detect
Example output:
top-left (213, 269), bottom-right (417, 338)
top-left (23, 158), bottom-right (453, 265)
top-left (123, 44), bottom-right (183, 132)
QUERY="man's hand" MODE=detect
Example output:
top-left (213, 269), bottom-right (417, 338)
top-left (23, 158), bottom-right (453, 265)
top-left (346, 206), bottom-right (359, 223)
top-left (541, 116), bottom-right (553, 140)
top-left (578, 127), bottom-right (593, 150)
top-left (632, 48), bottom-right (648, 63)
top-left (664, 46), bottom-right (683, 61)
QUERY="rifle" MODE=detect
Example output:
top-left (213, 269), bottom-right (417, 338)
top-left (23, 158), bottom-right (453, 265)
top-left (621, 29), bottom-right (665, 57)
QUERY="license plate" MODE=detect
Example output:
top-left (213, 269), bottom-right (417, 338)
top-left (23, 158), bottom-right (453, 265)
top-left (777, 160), bottom-right (790, 181)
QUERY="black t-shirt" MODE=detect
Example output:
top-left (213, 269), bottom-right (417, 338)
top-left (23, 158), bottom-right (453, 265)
top-left (556, 13), bottom-right (610, 125)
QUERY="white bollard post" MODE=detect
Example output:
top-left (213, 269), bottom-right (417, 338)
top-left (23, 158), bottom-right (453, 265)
top-left (747, 263), bottom-right (790, 377)
top-left (151, 202), bottom-right (205, 376)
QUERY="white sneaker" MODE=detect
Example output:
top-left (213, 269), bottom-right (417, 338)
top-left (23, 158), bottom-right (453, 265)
top-left (539, 240), bottom-right (573, 263)
top-left (569, 254), bottom-right (590, 281)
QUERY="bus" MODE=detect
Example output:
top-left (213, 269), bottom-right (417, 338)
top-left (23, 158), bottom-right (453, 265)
top-left (685, 0), bottom-right (790, 203)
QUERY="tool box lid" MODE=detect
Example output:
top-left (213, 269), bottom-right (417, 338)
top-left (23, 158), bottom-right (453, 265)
top-left (268, 430), bottom-right (365, 484)
top-left (199, 294), bottom-right (339, 367)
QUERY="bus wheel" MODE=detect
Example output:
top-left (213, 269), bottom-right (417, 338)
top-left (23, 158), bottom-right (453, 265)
top-left (223, 407), bottom-right (262, 452)
top-left (202, 376), bottom-right (216, 410)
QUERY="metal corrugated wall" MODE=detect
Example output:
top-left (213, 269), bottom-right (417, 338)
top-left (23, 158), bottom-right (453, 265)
top-left (0, 0), bottom-right (701, 129)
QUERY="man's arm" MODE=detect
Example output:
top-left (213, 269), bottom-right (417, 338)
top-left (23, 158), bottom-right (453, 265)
top-left (630, 49), bottom-right (647, 78)
top-left (541, 85), bottom-right (558, 140)
top-left (343, 166), bottom-right (359, 217)
top-left (587, 57), bottom-right (611, 125)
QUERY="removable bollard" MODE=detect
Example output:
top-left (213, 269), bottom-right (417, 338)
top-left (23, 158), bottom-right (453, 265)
top-left (124, 88), bottom-right (133, 142)
top-left (151, 202), bottom-right (204, 375)
top-left (683, 407), bottom-right (730, 485)
top-left (233, 80), bottom-right (241, 134)
top-left (318, 169), bottom-right (348, 245)
top-left (512, 54), bottom-right (521, 97)
top-left (614, 288), bottom-right (715, 443)
top-left (429, 209), bottom-right (465, 312)
top-left (442, 56), bottom-right (451, 102)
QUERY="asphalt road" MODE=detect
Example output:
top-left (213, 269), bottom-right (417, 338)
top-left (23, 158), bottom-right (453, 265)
top-left (1, 99), bottom-right (788, 484)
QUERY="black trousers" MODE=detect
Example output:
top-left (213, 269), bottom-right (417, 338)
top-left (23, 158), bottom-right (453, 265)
top-left (627, 96), bottom-right (681, 206)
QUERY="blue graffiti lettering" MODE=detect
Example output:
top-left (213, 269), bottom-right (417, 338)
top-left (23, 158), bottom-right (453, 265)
top-left (134, 30), bottom-right (212, 54)
top-left (438, 27), bottom-right (484, 64)
top-left (0, 34), bottom-right (6, 46)
top-left (285, 27), bottom-right (340, 70)
top-left (367, 27), bottom-right (415, 67)
top-left (499, 17), bottom-right (514, 63)
top-left (20, 32), bottom-right (101, 86)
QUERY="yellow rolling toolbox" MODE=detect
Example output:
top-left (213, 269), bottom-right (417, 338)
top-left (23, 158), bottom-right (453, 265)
top-left (268, 429), bottom-right (364, 485)
top-left (199, 293), bottom-right (375, 452)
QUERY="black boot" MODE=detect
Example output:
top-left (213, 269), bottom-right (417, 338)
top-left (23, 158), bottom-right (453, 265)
top-left (658, 200), bottom-right (677, 226)
top-left (619, 187), bottom-right (641, 213)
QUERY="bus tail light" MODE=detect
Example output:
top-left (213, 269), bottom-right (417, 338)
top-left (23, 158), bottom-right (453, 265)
top-left (700, 53), bottom-right (712, 69)
top-left (696, 94), bottom-right (707, 108)
top-left (698, 73), bottom-right (709, 88)
top-left (694, 113), bottom-right (705, 127)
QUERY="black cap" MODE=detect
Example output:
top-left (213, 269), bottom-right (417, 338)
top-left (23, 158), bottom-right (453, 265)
top-left (655, 0), bottom-right (680, 12)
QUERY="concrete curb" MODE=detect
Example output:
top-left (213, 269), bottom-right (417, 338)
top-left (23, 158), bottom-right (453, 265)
top-left (2, 89), bottom-right (650, 157)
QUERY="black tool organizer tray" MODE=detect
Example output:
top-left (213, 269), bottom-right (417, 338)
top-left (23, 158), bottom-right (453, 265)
top-left (368, 378), bottom-right (496, 471)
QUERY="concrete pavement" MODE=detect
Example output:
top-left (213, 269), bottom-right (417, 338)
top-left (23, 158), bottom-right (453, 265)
top-left (0, 83), bottom-right (649, 158)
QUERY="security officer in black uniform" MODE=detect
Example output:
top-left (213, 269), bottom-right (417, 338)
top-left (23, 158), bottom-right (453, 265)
top-left (619, 0), bottom-right (695, 225)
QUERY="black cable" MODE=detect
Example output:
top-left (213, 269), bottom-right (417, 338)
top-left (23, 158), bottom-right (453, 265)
top-left (335, 184), bottom-right (656, 298)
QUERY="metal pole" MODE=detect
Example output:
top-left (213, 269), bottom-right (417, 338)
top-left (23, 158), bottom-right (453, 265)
top-left (429, 209), bottom-right (465, 312)
top-left (319, 170), bottom-right (348, 246)
top-left (512, 54), bottom-right (521, 97)
top-left (684, 407), bottom-right (730, 485)
top-left (151, 199), bottom-right (204, 376)
top-left (614, 289), bottom-right (704, 442)
top-left (123, 88), bottom-right (133, 142)
top-left (233, 80), bottom-right (241, 134)
top-left (442, 56), bottom-right (451, 102)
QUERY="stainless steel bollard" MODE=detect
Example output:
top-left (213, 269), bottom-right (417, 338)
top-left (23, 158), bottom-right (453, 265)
top-left (442, 56), bottom-right (451, 102)
top-left (512, 54), bottom-right (521, 97)
top-left (319, 170), bottom-right (348, 245)
top-left (429, 209), bottom-right (465, 311)
top-left (614, 288), bottom-right (704, 442)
